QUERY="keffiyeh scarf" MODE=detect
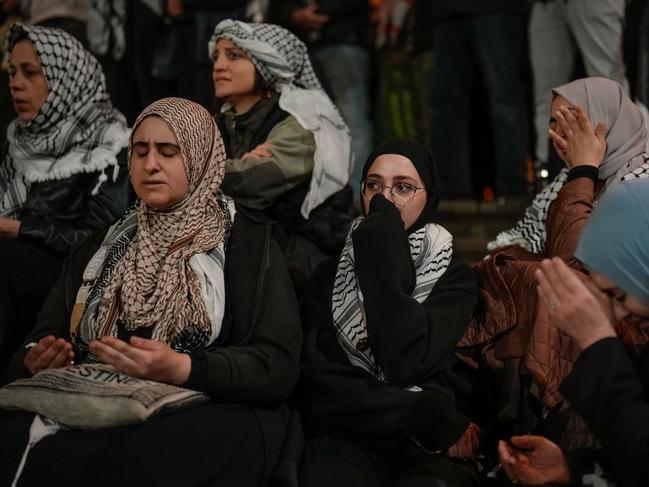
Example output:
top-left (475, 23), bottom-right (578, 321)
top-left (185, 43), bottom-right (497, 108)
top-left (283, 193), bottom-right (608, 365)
top-left (87, 0), bottom-right (127, 60)
top-left (80, 98), bottom-right (230, 352)
top-left (1, 24), bottom-right (129, 219)
top-left (332, 217), bottom-right (453, 381)
top-left (488, 160), bottom-right (649, 253)
top-left (209, 20), bottom-right (352, 218)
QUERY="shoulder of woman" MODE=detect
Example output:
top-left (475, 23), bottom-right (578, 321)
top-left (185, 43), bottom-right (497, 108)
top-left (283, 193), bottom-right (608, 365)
top-left (267, 114), bottom-right (314, 143)
top-left (438, 258), bottom-right (479, 290)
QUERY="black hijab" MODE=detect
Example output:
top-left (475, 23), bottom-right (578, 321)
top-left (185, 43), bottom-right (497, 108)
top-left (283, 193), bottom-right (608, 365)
top-left (361, 138), bottom-right (439, 233)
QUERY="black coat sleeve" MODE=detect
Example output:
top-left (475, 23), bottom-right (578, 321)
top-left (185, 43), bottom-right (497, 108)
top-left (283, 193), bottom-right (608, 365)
top-left (187, 238), bottom-right (303, 405)
top-left (560, 337), bottom-right (649, 487)
top-left (17, 150), bottom-right (132, 255)
top-left (300, 260), bottom-right (471, 451)
top-left (6, 230), bottom-right (107, 381)
top-left (352, 195), bottom-right (479, 386)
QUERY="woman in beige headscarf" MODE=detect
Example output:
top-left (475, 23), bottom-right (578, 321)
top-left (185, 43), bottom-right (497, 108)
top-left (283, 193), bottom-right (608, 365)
top-left (3, 97), bottom-right (302, 486)
top-left (488, 77), bottom-right (649, 264)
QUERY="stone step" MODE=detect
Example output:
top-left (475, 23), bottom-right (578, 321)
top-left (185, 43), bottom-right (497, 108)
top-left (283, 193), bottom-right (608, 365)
top-left (435, 198), bottom-right (529, 262)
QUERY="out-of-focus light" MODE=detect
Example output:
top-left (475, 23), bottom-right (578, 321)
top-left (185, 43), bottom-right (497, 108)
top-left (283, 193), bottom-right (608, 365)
top-left (540, 169), bottom-right (549, 179)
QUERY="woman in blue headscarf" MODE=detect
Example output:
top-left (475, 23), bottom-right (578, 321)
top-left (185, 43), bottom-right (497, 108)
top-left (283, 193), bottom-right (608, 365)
top-left (498, 178), bottom-right (649, 487)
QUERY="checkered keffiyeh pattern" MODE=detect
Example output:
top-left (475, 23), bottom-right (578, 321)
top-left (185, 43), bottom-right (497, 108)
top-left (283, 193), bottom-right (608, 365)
top-left (92, 98), bottom-right (231, 349)
top-left (210, 20), bottom-right (352, 218)
top-left (488, 159), bottom-right (649, 253)
top-left (332, 218), bottom-right (453, 382)
top-left (210, 20), bottom-right (322, 91)
top-left (1, 24), bottom-right (129, 218)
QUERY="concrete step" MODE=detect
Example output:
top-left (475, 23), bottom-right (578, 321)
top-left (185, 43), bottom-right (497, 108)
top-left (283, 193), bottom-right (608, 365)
top-left (435, 198), bottom-right (530, 262)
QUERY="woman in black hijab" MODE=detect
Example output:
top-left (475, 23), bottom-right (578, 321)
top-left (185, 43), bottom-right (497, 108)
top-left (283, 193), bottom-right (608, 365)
top-left (299, 139), bottom-right (482, 486)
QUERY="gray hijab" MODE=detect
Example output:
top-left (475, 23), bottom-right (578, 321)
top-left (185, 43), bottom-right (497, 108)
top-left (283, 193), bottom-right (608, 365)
top-left (553, 77), bottom-right (647, 180)
top-left (575, 178), bottom-right (649, 308)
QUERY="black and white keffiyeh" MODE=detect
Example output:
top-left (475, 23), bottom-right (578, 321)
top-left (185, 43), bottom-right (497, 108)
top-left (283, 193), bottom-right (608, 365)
top-left (488, 160), bottom-right (649, 253)
top-left (87, 0), bottom-right (127, 60)
top-left (1, 24), bottom-right (129, 219)
top-left (209, 20), bottom-right (352, 218)
top-left (489, 77), bottom-right (649, 253)
top-left (332, 217), bottom-right (453, 381)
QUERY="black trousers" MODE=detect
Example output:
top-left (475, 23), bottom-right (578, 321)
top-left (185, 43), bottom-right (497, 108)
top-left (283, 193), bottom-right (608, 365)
top-left (300, 437), bottom-right (482, 487)
top-left (0, 239), bottom-right (62, 382)
top-left (0, 403), bottom-right (265, 487)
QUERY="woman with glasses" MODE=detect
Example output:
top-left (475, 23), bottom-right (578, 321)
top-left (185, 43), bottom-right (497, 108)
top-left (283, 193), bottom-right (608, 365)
top-left (299, 139), bottom-right (483, 486)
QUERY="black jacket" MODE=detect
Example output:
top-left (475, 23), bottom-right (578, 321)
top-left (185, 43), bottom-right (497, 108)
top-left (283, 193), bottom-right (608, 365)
top-left (8, 147), bottom-right (133, 256)
top-left (560, 337), bottom-right (649, 487)
top-left (300, 197), bottom-right (480, 455)
top-left (8, 209), bottom-right (303, 483)
top-left (269, 0), bottom-right (369, 49)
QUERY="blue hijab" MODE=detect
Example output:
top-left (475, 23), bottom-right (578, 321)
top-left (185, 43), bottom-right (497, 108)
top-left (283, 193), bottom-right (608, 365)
top-left (575, 178), bottom-right (649, 307)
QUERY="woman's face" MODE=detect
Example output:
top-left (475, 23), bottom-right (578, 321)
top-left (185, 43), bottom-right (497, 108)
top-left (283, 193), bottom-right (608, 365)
top-left (590, 271), bottom-right (649, 326)
top-left (8, 40), bottom-right (49, 122)
top-left (130, 116), bottom-right (189, 209)
top-left (363, 154), bottom-right (427, 230)
top-left (211, 38), bottom-right (258, 106)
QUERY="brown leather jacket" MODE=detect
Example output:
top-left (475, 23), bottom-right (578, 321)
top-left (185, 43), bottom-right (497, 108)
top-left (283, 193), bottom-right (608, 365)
top-left (460, 176), bottom-right (648, 411)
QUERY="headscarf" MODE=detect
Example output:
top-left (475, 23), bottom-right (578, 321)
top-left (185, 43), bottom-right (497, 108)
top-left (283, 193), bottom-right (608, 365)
top-left (1, 24), bottom-right (129, 218)
top-left (553, 77), bottom-right (647, 181)
top-left (209, 19), bottom-right (352, 219)
top-left (575, 178), bottom-right (649, 308)
top-left (91, 98), bottom-right (230, 349)
top-left (361, 138), bottom-right (439, 233)
top-left (333, 139), bottom-right (453, 382)
top-left (488, 77), bottom-right (649, 253)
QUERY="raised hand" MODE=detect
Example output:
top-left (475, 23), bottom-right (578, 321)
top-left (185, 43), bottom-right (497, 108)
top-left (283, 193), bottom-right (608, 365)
top-left (535, 257), bottom-right (616, 351)
top-left (549, 104), bottom-right (606, 169)
top-left (24, 335), bottom-right (74, 374)
top-left (498, 436), bottom-right (570, 485)
top-left (89, 336), bottom-right (191, 385)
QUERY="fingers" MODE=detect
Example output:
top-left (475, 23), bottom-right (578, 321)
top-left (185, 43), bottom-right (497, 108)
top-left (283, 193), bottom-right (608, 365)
top-left (25, 337), bottom-right (73, 374)
top-left (573, 104), bottom-right (593, 132)
top-left (90, 338), bottom-right (140, 374)
top-left (535, 259), bottom-right (568, 308)
top-left (595, 122), bottom-right (607, 145)
top-left (129, 335), bottom-right (164, 351)
top-left (498, 440), bottom-right (522, 481)
top-left (510, 435), bottom-right (543, 451)
top-left (548, 128), bottom-right (568, 152)
top-left (26, 335), bottom-right (56, 361)
top-left (50, 345), bottom-right (74, 369)
top-left (554, 108), bottom-right (574, 139)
